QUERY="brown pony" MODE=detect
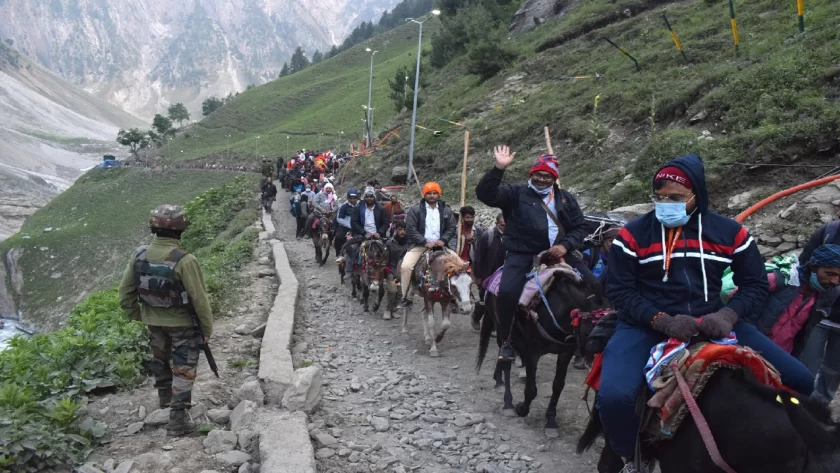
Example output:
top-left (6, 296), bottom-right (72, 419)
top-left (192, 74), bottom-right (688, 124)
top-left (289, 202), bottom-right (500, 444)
top-left (352, 239), bottom-right (390, 313)
top-left (311, 211), bottom-right (334, 266)
top-left (402, 250), bottom-right (473, 357)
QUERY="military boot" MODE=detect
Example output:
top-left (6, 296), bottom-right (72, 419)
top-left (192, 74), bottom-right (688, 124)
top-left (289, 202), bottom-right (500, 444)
top-left (158, 388), bottom-right (173, 409)
top-left (166, 409), bottom-right (195, 437)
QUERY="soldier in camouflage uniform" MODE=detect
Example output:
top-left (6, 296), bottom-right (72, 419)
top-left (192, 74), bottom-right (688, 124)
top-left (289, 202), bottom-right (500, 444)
top-left (260, 158), bottom-right (274, 178)
top-left (118, 205), bottom-right (214, 437)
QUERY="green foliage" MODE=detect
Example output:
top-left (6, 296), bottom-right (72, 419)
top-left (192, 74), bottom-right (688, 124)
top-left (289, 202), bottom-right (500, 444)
top-left (116, 128), bottom-right (150, 156)
top-left (202, 96), bottom-right (225, 116)
top-left (289, 47), bottom-right (311, 74)
top-left (465, 27), bottom-right (518, 81)
top-left (0, 290), bottom-right (148, 470)
top-left (152, 114), bottom-right (175, 141)
top-left (0, 175), bottom-right (260, 469)
top-left (181, 177), bottom-right (260, 313)
top-left (311, 50), bottom-right (324, 64)
top-left (279, 62), bottom-right (290, 77)
top-left (388, 65), bottom-right (427, 112)
top-left (167, 103), bottom-right (190, 128)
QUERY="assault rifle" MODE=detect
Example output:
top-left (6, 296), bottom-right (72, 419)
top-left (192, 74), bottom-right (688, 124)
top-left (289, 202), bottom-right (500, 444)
top-left (181, 291), bottom-right (220, 378)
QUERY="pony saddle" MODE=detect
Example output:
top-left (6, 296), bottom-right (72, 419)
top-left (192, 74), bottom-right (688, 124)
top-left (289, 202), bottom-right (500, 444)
top-left (585, 340), bottom-right (784, 441)
top-left (483, 263), bottom-right (581, 310)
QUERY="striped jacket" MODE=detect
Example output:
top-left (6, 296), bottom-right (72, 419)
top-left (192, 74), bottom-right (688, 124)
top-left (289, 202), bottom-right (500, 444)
top-left (606, 154), bottom-right (768, 327)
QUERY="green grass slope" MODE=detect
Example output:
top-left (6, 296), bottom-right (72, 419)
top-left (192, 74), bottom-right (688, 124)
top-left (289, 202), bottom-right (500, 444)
top-left (165, 20), bottom-right (441, 162)
top-left (0, 168), bottom-right (243, 331)
top-left (178, 0), bottom-right (839, 212)
top-left (346, 0), bottom-right (840, 209)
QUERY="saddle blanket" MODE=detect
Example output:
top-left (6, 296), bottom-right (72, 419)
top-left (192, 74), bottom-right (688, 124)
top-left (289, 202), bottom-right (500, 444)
top-left (585, 340), bottom-right (783, 440)
top-left (483, 263), bottom-right (580, 308)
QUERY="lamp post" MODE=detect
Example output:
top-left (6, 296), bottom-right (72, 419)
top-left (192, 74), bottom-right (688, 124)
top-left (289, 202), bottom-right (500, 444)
top-left (405, 9), bottom-right (441, 183)
top-left (255, 136), bottom-right (260, 160)
top-left (364, 48), bottom-right (378, 148)
top-left (337, 131), bottom-right (344, 153)
top-left (286, 136), bottom-right (290, 157)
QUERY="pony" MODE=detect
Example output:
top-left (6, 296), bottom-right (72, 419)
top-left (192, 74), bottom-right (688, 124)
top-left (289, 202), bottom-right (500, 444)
top-left (311, 211), bottom-right (334, 266)
top-left (402, 250), bottom-right (473, 357)
top-left (476, 265), bottom-right (600, 437)
top-left (577, 368), bottom-right (840, 473)
top-left (352, 239), bottom-right (390, 313)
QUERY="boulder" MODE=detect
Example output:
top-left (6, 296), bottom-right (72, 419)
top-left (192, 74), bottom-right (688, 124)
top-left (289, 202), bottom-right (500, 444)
top-left (234, 324), bottom-right (250, 335)
top-left (215, 450), bottom-right (252, 467)
top-left (259, 256), bottom-right (271, 265)
top-left (234, 380), bottom-right (265, 405)
top-left (191, 402), bottom-right (209, 419)
top-left (113, 460), bottom-right (135, 473)
top-left (779, 203), bottom-right (798, 219)
top-left (238, 429), bottom-right (259, 453)
top-left (314, 433), bottom-right (337, 448)
top-left (126, 421), bottom-right (144, 435)
top-left (143, 408), bottom-right (170, 426)
top-left (258, 268), bottom-right (275, 278)
top-left (727, 190), bottom-right (755, 210)
top-left (282, 365), bottom-right (323, 413)
top-left (204, 429), bottom-right (239, 454)
top-left (777, 242), bottom-right (797, 253)
top-left (249, 323), bottom-right (267, 338)
top-left (803, 183), bottom-right (840, 205)
top-left (207, 408), bottom-right (232, 424)
top-left (230, 400), bottom-right (258, 432)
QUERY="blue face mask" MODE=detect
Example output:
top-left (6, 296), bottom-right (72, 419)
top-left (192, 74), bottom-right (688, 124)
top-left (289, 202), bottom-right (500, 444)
top-left (654, 202), bottom-right (691, 228)
top-left (810, 272), bottom-right (827, 292)
top-left (528, 180), bottom-right (552, 196)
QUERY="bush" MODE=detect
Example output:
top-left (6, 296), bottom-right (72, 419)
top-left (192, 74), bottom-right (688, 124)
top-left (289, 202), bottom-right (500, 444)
top-left (466, 33), bottom-right (518, 81)
top-left (0, 290), bottom-right (147, 470)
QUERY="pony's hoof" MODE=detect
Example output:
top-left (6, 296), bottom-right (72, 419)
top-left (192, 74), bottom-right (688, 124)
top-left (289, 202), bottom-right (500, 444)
top-left (515, 404), bottom-right (530, 418)
top-left (424, 337), bottom-right (433, 346)
top-left (544, 428), bottom-right (560, 439)
top-left (494, 382), bottom-right (505, 391)
top-left (429, 348), bottom-right (440, 358)
top-left (401, 328), bottom-right (409, 334)
top-left (364, 307), bottom-right (370, 313)
top-left (518, 368), bottom-right (527, 380)
top-left (502, 407), bottom-right (516, 417)
top-left (382, 312), bottom-right (392, 320)
top-left (435, 333), bottom-right (446, 343)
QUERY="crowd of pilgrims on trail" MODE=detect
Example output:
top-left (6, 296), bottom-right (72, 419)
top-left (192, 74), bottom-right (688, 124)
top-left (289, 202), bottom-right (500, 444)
top-left (261, 145), bottom-right (840, 473)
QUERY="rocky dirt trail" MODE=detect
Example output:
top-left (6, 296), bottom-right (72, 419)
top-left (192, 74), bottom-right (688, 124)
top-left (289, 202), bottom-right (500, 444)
top-left (79, 222), bottom-right (276, 473)
top-left (272, 204), bottom-right (601, 473)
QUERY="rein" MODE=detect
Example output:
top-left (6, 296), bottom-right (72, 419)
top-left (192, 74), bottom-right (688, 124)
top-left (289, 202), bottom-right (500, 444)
top-left (671, 361), bottom-right (738, 473)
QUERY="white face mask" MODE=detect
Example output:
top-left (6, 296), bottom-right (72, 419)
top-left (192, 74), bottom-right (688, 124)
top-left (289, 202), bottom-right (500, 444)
top-left (528, 180), bottom-right (552, 195)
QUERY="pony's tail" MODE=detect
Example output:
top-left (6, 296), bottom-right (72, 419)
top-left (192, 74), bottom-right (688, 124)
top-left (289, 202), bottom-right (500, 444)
top-left (476, 297), bottom-right (495, 373)
top-left (576, 406), bottom-right (604, 454)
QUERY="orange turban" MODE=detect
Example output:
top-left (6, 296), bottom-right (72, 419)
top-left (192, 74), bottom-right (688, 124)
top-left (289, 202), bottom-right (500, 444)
top-left (422, 182), bottom-right (442, 196)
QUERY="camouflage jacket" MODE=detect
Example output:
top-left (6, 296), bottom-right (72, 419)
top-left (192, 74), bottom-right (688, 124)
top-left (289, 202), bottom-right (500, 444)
top-left (118, 236), bottom-right (214, 336)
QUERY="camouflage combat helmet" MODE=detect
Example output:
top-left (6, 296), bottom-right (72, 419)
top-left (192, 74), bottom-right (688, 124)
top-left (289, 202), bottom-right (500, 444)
top-left (149, 205), bottom-right (189, 231)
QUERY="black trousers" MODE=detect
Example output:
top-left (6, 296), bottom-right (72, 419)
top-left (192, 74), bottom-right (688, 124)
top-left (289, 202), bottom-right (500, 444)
top-left (296, 216), bottom-right (307, 238)
top-left (335, 227), bottom-right (350, 254)
top-left (496, 251), bottom-right (598, 342)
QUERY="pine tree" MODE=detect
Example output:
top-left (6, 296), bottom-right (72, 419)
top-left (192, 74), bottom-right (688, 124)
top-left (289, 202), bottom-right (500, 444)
top-left (279, 62), bottom-right (290, 77)
top-left (312, 50), bottom-right (323, 64)
top-left (289, 47), bottom-right (310, 74)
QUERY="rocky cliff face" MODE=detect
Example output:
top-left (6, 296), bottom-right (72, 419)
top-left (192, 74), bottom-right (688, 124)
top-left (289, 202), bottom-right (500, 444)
top-left (0, 0), bottom-right (401, 120)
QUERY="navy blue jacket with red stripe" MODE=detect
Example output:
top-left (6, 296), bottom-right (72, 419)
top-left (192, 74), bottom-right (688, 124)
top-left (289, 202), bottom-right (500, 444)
top-left (606, 154), bottom-right (768, 327)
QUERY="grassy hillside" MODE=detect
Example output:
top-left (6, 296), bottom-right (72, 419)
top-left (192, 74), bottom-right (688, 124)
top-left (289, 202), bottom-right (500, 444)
top-left (178, 0), bottom-right (839, 213)
top-left (165, 19), bottom-right (441, 162)
top-left (0, 168), bottom-right (247, 331)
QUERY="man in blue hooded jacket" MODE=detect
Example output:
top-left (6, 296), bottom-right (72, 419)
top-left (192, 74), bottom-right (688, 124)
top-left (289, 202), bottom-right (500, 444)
top-left (599, 154), bottom-right (814, 472)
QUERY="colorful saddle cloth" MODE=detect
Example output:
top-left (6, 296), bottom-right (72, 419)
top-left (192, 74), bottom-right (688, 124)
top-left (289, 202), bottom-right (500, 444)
top-left (483, 263), bottom-right (581, 309)
top-left (585, 339), bottom-right (784, 440)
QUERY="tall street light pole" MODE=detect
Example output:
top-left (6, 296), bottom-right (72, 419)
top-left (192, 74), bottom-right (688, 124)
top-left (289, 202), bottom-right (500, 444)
top-left (405, 9), bottom-right (441, 183)
top-left (365, 48), bottom-right (378, 148)
top-left (286, 136), bottom-right (290, 157)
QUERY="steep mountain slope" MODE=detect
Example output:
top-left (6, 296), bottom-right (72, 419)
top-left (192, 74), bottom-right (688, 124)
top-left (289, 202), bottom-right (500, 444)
top-left (164, 19), bottom-right (440, 161)
top-left (178, 0), bottom-right (839, 214)
top-left (0, 42), bottom-right (144, 240)
top-left (0, 0), bottom-right (401, 120)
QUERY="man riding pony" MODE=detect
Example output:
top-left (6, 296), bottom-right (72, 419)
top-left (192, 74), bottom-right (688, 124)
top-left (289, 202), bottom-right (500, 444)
top-left (598, 154), bottom-right (815, 473)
